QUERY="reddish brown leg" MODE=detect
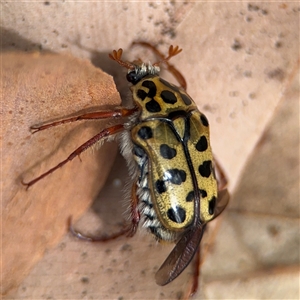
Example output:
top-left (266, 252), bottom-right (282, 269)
top-left (67, 180), bottom-right (140, 242)
top-left (31, 107), bottom-right (138, 133)
top-left (126, 181), bottom-right (141, 237)
top-left (68, 217), bottom-right (129, 242)
top-left (131, 41), bottom-right (187, 90)
top-left (22, 124), bottom-right (126, 188)
top-left (184, 246), bottom-right (202, 299)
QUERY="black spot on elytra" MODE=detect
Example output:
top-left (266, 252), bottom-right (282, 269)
top-left (142, 80), bottom-right (157, 97)
top-left (186, 191), bottom-right (194, 202)
top-left (160, 144), bottom-right (177, 159)
top-left (167, 206), bottom-right (186, 224)
top-left (159, 78), bottom-right (180, 92)
top-left (161, 90), bottom-right (177, 104)
top-left (186, 189), bottom-right (207, 202)
top-left (133, 145), bottom-right (145, 157)
top-left (137, 89), bottom-right (147, 100)
top-left (209, 196), bottom-right (216, 215)
top-left (166, 169), bottom-right (186, 185)
top-left (180, 93), bottom-right (192, 105)
top-left (212, 166), bottom-right (217, 179)
top-left (138, 126), bottom-right (153, 140)
top-left (146, 99), bottom-right (161, 112)
top-left (200, 189), bottom-right (208, 198)
top-left (200, 114), bottom-right (209, 127)
top-left (155, 180), bottom-right (166, 194)
top-left (196, 135), bottom-right (208, 152)
top-left (199, 160), bottom-right (212, 178)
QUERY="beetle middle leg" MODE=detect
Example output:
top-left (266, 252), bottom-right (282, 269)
top-left (184, 245), bottom-right (202, 299)
top-left (23, 123), bottom-right (126, 188)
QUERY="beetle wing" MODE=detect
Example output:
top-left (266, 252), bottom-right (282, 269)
top-left (155, 189), bottom-right (229, 285)
top-left (155, 223), bottom-right (206, 286)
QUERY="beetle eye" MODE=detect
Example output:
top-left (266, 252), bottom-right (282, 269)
top-left (127, 71), bottom-right (140, 84)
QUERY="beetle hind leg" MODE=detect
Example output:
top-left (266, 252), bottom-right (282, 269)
top-left (68, 180), bottom-right (141, 242)
top-left (68, 216), bottom-right (130, 242)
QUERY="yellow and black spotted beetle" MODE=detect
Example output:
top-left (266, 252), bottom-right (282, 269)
top-left (23, 42), bottom-right (229, 296)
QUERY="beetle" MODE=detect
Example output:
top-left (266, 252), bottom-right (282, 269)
top-left (23, 42), bottom-right (229, 294)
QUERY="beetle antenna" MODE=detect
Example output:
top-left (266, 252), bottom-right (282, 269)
top-left (109, 48), bottom-right (135, 70)
top-left (155, 45), bottom-right (182, 66)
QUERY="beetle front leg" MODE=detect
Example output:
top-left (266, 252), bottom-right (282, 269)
top-left (31, 107), bottom-right (138, 133)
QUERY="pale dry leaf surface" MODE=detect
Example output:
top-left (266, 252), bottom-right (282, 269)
top-left (1, 52), bottom-right (120, 295)
top-left (202, 70), bottom-right (299, 299)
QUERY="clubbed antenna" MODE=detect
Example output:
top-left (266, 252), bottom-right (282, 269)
top-left (163, 45), bottom-right (183, 64)
top-left (131, 41), bottom-right (186, 89)
top-left (109, 48), bottom-right (135, 70)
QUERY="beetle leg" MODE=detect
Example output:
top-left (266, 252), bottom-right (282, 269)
top-left (67, 180), bottom-right (140, 242)
top-left (22, 124), bottom-right (126, 188)
top-left (68, 216), bottom-right (129, 242)
top-left (30, 107), bottom-right (138, 133)
top-left (131, 41), bottom-right (187, 90)
top-left (184, 246), bottom-right (202, 299)
top-left (126, 181), bottom-right (141, 237)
